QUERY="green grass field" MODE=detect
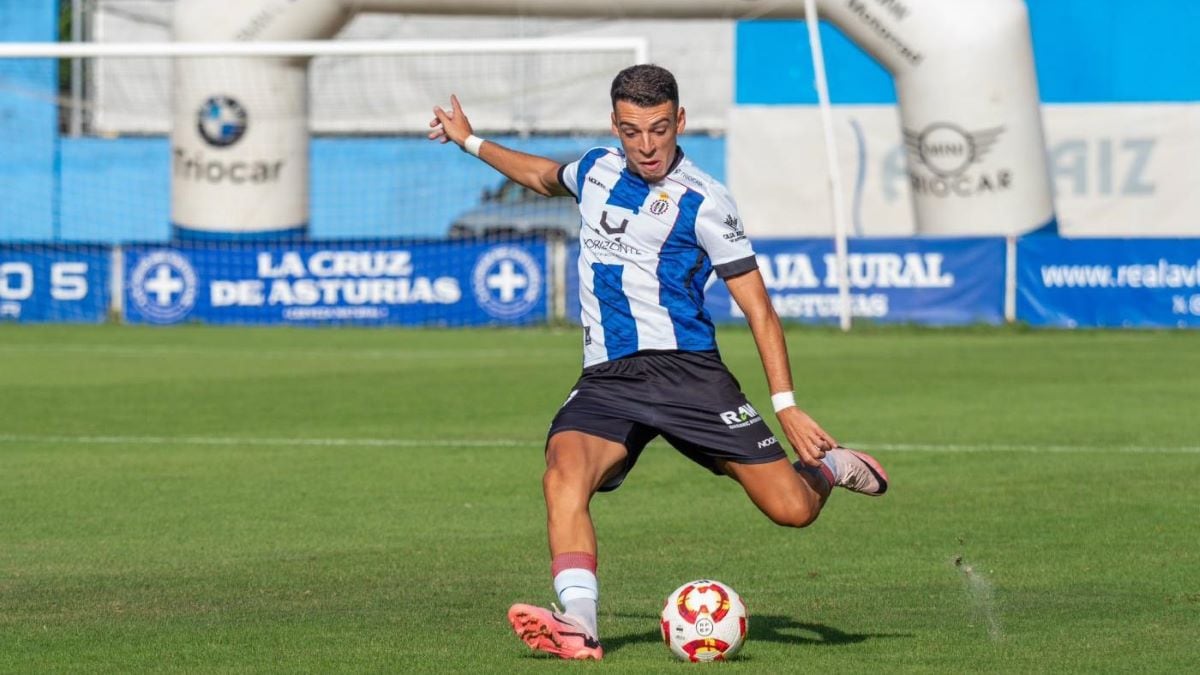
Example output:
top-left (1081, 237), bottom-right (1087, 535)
top-left (1, 324), bottom-right (1198, 673)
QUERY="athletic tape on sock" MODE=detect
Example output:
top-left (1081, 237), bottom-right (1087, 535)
top-left (551, 551), bottom-right (597, 576)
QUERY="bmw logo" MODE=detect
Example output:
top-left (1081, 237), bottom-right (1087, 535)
top-left (196, 95), bottom-right (248, 147)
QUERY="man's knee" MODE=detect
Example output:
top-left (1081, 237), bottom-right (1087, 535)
top-left (544, 439), bottom-right (588, 482)
top-left (723, 459), bottom-right (823, 529)
top-left (544, 431), bottom-right (627, 498)
top-left (542, 459), bottom-right (585, 497)
top-left (764, 497), bottom-right (820, 529)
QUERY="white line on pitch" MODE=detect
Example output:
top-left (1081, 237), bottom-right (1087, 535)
top-left (0, 434), bottom-right (532, 448)
top-left (0, 434), bottom-right (1198, 454)
top-left (852, 442), bottom-right (1200, 454)
top-left (0, 344), bottom-right (540, 361)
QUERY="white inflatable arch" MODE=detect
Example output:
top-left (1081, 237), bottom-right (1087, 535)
top-left (172, 0), bottom-right (1054, 238)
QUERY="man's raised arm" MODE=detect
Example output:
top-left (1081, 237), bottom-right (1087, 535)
top-left (428, 94), bottom-right (569, 198)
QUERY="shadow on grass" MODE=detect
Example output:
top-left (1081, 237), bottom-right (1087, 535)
top-left (601, 613), bottom-right (910, 655)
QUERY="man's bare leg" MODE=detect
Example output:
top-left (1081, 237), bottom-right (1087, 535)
top-left (508, 431), bottom-right (627, 659)
top-left (721, 458), bottom-right (830, 528)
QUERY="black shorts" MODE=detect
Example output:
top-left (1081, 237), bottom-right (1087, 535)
top-left (546, 350), bottom-right (786, 491)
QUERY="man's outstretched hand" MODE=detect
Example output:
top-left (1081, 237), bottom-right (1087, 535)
top-left (429, 94), bottom-right (473, 147)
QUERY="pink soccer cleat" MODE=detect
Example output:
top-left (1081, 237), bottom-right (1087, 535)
top-left (824, 447), bottom-right (889, 496)
top-left (507, 603), bottom-right (604, 660)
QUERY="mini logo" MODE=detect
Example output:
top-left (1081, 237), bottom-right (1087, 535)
top-left (903, 121), bottom-right (1012, 198)
top-left (719, 403), bottom-right (762, 429)
top-left (472, 246), bottom-right (542, 319)
top-left (695, 617), bottom-right (715, 637)
top-left (587, 176), bottom-right (609, 191)
top-left (584, 325), bottom-right (593, 345)
top-left (599, 210), bottom-right (629, 235)
top-left (757, 436), bottom-right (779, 449)
top-left (130, 250), bottom-right (197, 323)
top-left (649, 193), bottom-right (671, 216)
top-left (904, 122), bottom-right (1003, 177)
top-left (197, 95), bottom-right (248, 148)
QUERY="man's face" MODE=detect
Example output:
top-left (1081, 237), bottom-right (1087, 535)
top-left (610, 99), bottom-right (686, 183)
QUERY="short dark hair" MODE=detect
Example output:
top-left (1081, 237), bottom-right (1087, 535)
top-left (610, 64), bottom-right (679, 109)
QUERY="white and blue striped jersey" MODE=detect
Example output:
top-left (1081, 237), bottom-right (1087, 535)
top-left (559, 147), bottom-right (758, 367)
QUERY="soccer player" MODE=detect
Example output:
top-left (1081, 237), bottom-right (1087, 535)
top-left (429, 64), bottom-right (888, 661)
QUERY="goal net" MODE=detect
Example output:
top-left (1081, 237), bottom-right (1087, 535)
top-left (1, 7), bottom-right (732, 326)
top-left (1, 0), bottom-right (747, 327)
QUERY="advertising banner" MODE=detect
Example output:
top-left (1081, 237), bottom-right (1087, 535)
top-left (565, 238), bottom-right (1005, 326)
top-left (0, 245), bottom-right (110, 323)
top-left (729, 103), bottom-right (1200, 238)
top-left (1017, 237), bottom-right (1200, 328)
top-left (122, 240), bottom-right (548, 326)
top-left (707, 238), bottom-right (1006, 325)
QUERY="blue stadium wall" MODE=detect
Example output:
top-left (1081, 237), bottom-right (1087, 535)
top-left (737, 0), bottom-right (1200, 105)
top-left (0, 1), bottom-right (57, 239)
top-left (2, 0), bottom-right (1199, 241)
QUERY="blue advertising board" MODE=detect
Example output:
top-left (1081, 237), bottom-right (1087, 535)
top-left (0, 245), bottom-right (110, 323)
top-left (706, 238), bottom-right (1006, 325)
top-left (122, 240), bottom-right (548, 326)
top-left (565, 237), bottom-right (1006, 326)
top-left (1017, 237), bottom-right (1200, 328)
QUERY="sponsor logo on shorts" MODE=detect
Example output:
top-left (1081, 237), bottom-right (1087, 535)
top-left (757, 436), bottom-right (779, 449)
top-left (719, 403), bottom-right (761, 429)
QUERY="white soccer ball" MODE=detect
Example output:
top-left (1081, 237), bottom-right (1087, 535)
top-left (660, 579), bottom-right (748, 662)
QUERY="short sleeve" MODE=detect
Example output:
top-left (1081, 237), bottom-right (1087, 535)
top-left (558, 161), bottom-right (580, 200)
top-left (695, 184), bottom-right (757, 278)
top-left (558, 147), bottom-right (611, 203)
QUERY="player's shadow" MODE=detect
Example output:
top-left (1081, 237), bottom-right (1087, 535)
top-left (601, 613), bottom-right (908, 655)
top-left (750, 614), bottom-right (908, 646)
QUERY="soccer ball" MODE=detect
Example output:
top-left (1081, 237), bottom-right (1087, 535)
top-left (660, 579), bottom-right (748, 662)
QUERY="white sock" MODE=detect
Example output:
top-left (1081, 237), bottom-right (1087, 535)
top-left (553, 568), bottom-right (599, 638)
top-left (564, 597), bottom-right (598, 637)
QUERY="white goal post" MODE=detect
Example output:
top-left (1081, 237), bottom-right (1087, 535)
top-left (804, 0), bottom-right (852, 331)
top-left (0, 38), bottom-right (649, 60)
